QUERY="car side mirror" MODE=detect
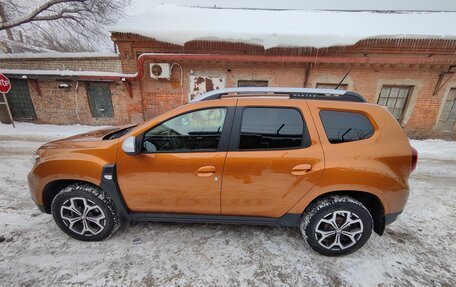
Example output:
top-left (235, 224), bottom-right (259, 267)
top-left (122, 136), bottom-right (139, 155)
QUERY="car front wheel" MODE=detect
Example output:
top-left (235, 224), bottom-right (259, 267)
top-left (300, 195), bottom-right (373, 256)
top-left (51, 183), bottom-right (120, 241)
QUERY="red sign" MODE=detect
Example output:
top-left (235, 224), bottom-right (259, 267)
top-left (0, 73), bottom-right (11, 93)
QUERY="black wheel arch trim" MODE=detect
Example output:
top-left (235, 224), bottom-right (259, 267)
top-left (100, 164), bottom-right (130, 219)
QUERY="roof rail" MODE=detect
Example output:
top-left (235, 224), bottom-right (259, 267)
top-left (190, 87), bottom-right (366, 103)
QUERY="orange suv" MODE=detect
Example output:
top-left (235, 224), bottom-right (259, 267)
top-left (28, 87), bottom-right (417, 256)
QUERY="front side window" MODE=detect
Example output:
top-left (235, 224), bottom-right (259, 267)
top-left (320, 110), bottom-right (374, 144)
top-left (142, 108), bottom-right (227, 152)
top-left (239, 107), bottom-right (305, 150)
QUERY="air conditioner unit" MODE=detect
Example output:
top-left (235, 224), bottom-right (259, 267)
top-left (150, 63), bottom-right (171, 79)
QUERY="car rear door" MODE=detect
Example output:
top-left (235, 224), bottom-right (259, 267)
top-left (221, 98), bottom-right (325, 218)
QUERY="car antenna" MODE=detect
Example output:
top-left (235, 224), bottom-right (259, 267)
top-left (335, 69), bottom-right (351, 89)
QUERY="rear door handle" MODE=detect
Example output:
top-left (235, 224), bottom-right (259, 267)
top-left (292, 164), bottom-right (312, 175)
top-left (197, 166), bottom-right (216, 177)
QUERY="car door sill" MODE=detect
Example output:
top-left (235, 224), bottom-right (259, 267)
top-left (128, 212), bottom-right (301, 227)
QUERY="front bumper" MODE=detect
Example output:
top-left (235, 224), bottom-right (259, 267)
top-left (385, 211), bottom-right (402, 225)
top-left (27, 170), bottom-right (44, 212)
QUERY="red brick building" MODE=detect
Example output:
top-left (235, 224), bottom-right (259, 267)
top-left (110, 34), bottom-right (456, 139)
top-left (1, 8), bottom-right (456, 139)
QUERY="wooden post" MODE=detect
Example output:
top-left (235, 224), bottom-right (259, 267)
top-left (0, 92), bottom-right (15, 128)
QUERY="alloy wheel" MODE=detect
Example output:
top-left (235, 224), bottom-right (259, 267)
top-left (314, 210), bottom-right (364, 250)
top-left (60, 197), bottom-right (106, 236)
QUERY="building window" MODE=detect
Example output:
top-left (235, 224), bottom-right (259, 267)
top-left (437, 88), bottom-right (456, 131)
top-left (316, 83), bottom-right (348, 90)
top-left (377, 86), bottom-right (412, 122)
top-left (86, 82), bottom-right (114, 118)
top-left (320, 110), bottom-right (374, 144)
top-left (237, 80), bottom-right (268, 87)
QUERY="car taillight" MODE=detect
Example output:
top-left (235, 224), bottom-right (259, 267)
top-left (411, 147), bottom-right (418, 172)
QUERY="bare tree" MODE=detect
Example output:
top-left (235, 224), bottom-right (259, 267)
top-left (0, 0), bottom-right (130, 52)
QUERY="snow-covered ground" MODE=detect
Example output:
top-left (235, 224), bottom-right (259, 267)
top-left (0, 123), bottom-right (455, 286)
top-left (0, 122), bottom-right (109, 140)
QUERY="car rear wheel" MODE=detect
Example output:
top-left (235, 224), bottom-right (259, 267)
top-left (51, 183), bottom-right (120, 241)
top-left (300, 195), bottom-right (373, 256)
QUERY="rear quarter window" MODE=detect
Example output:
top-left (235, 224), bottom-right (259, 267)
top-left (319, 110), bottom-right (374, 144)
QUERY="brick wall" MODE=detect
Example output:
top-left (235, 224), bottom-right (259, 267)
top-left (26, 80), bottom-right (130, 126)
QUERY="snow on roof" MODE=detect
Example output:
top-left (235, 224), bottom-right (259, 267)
top-left (0, 52), bottom-right (119, 59)
top-left (0, 68), bottom-right (127, 78)
top-left (111, 4), bottom-right (456, 49)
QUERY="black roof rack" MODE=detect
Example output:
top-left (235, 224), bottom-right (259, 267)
top-left (190, 87), bottom-right (366, 103)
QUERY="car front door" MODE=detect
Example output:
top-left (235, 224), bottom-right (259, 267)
top-left (116, 99), bottom-right (235, 214)
top-left (221, 99), bottom-right (325, 218)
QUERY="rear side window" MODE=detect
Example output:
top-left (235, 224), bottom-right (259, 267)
top-left (320, 110), bottom-right (374, 144)
top-left (239, 107), bottom-right (307, 150)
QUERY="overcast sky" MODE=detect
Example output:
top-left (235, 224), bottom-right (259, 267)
top-left (129, 0), bottom-right (456, 14)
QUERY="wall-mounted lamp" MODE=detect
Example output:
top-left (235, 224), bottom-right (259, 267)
top-left (58, 82), bottom-right (70, 89)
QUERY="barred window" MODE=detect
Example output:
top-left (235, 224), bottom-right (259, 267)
top-left (437, 88), bottom-right (456, 131)
top-left (86, 82), bottom-right (114, 118)
top-left (377, 86), bottom-right (412, 122)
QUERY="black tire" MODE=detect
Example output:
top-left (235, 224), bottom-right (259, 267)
top-left (300, 195), bottom-right (373, 256)
top-left (51, 183), bottom-right (121, 241)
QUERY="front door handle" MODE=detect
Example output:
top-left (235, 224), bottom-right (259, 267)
top-left (197, 166), bottom-right (216, 177)
top-left (292, 164), bottom-right (312, 175)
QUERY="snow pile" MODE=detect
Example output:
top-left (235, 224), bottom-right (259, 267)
top-left (0, 122), bottom-right (109, 139)
top-left (0, 52), bottom-right (119, 59)
top-left (111, 4), bottom-right (456, 49)
top-left (410, 139), bottom-right (456, 161)
top-left (0, 68), bottom-right (125, 77)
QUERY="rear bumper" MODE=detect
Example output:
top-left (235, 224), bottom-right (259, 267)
top-left (385, 211), bottom-right (402, 225)
top-left (27, 171), bottom-right (40, 205)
